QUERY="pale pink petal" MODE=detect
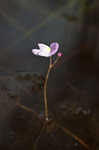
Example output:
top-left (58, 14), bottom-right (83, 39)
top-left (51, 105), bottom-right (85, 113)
top-left (38, 51), bottom-right (50, 57)
top-left (38, 43), bottom-right (50, 51)
top-left (38, 43), bottom-right (51, 57)
top-left (32, 49), bottom-right (40, 55)
top-left (49, 42), bottom-right (59, 56)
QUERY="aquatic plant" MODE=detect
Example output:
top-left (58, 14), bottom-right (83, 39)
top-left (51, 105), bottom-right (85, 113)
top-left (31, 43), bottom-right (91, 150)
top-left (14, 42), bottom-right (91, 150)
top-left (32, 42), bottom-right (62, 121)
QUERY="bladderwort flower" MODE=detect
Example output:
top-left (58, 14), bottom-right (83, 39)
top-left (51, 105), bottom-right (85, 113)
top-left (32, 42), bottom-right (62, 121)
top-left (32, 42), bottom-right (59, 57)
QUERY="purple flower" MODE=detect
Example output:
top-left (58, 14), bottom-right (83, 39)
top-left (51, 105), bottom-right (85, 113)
top-left (32, 42), bottom-right (59, 57)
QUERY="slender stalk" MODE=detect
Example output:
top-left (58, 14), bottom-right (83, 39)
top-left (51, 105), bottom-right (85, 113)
top-left (43, 57), bottom-right (52, 121)
top-left (43, 55), bottom-right (61, 121)
top-left (51, 56), bottom-right (60, 68)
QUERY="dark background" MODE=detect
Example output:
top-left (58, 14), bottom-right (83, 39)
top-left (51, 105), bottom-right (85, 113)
top-left (0, 0), bottom-right (99, 149)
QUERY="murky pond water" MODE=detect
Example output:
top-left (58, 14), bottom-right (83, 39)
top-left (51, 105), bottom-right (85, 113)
top-left (0, 0), bottom-right (99, 149)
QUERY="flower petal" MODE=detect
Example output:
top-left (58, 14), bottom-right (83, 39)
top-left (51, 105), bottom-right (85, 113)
top-left (50, 42), bottom-right (59, 56)
top-left (38, 51), bottom-right (50, 57)
top-left (32, 49), bottom-right (40, 55)
top-left (38, 43), bottom-right (50, 53)
top-left (32, 49), bottom-right (50, 57)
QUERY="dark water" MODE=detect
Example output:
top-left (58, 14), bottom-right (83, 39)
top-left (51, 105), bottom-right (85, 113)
top-left (0, 0), bottom-right (99, 149)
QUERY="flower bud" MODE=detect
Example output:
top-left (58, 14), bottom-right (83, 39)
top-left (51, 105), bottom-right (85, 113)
top-left (57, 52), bottom-right (62, 57)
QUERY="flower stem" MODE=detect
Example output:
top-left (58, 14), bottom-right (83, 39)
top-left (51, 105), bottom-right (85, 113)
top-left (43, 55), bottom-right (61, 121)
top-left (51, 56), bottom-right (61, 68)
top-left (44, 57), bottom-right (52, 121)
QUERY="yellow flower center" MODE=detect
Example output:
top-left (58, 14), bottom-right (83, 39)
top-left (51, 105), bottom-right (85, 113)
top-left (47, 47), bottom-right (50, 52)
